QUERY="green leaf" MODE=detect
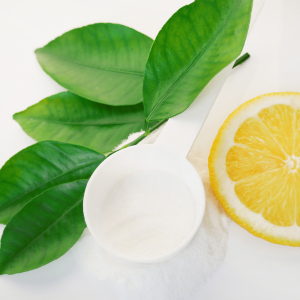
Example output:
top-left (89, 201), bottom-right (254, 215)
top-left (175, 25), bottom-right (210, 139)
top-left (143, 0), bottom-right (253, 121)
top-left (13, 92), bottom-right (146, 153)
top-left (0, 141), bottom-right (105, 224)
top-left (35, 23), bottom-right (153, 106)
top-left (0, 180), bottom-right (87, 275)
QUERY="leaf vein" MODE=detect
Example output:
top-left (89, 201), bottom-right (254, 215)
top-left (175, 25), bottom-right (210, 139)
top-left (37, 51), bottom-right (144, 77)
top-left (0, 159), bottom-right (102, 212)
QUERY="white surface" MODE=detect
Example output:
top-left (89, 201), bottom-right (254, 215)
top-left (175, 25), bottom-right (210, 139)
top-left (0, 0), bottom-right (300, 299)
top-left (83, 145), bottom-right (205, 263)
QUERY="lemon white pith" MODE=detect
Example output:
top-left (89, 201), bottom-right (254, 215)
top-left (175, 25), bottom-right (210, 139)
top-left (208, 92), bottom-right (300, 246)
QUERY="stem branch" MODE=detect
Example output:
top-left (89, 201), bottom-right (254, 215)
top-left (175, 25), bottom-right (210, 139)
top-left (233, 52), bottom-right (250, 68)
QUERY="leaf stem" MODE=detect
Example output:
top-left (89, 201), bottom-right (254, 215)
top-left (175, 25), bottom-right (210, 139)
top-left (233, 52), bottom-right (250, 68)
top-left (145, 119), bottom-right (151, 136)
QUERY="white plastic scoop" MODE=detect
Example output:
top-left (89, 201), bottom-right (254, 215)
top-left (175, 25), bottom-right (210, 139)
top-left (82, 72), bottom-right (227, 263)
top-left (83, 0), bottom-right (264, 264)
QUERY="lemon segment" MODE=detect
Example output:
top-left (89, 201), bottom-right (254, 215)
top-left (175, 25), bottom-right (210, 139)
top-left (235, 168), bottom-right (294, 226)
top-left (226, 145), bottom-right (285, 181)
top-left (294, 110), bottom-right (300, 156)
top-left (258, 104), bottom-right (295, 156)
top-left (234, 117), bottom-right (287, 160)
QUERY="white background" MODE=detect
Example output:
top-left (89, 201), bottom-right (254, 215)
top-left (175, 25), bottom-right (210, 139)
top-left (1, 0), bottom-right (300, 299)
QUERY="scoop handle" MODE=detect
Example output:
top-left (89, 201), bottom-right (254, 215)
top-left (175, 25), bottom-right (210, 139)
top-left (154, 0), bottom-right (265, 157)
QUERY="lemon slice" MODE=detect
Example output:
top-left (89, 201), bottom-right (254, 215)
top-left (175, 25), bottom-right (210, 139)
top-left (208, 92), bottom-right (300, 246)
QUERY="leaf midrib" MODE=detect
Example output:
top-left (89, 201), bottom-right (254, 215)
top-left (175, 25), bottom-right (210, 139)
top-left (0, 159), bottom-right (102, 212)
top-left (36, 50), bottom-right (145, 77)
top-left (146, 0), bottom-right (243, 120)
top-left (14, 116), bottom-right (145, 126)
top-left (0, 196), bottom-right (84, 274)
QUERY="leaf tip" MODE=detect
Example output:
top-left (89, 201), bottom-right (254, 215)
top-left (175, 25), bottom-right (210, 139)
top-left (12, 112), bottom-right (20, 121)
top-left (34, 48), bottom-right (41, 54)
top-left (34, 48), bottom-right (43, 61)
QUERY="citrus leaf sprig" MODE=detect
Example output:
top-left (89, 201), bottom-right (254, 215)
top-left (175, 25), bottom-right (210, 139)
top-left (0, 0), bottom-right (253, 275)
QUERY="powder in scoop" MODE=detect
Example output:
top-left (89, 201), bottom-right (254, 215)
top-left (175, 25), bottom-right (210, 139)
top-left (98, 170), bottom-right (196, 260)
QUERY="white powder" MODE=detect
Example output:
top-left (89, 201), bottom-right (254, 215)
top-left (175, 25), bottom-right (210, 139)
top-left (98, 170), bottom-right (196, 260)
top-left (73, 157), bottom-right (229, 300)
top-left (73, 126), bottom-right (229, 300)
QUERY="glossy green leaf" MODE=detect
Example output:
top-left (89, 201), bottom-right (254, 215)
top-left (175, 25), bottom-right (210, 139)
top-left (0, 141), bottom-right (105, 224)
top-left (13, 92), bottom-right (146, 153)
top-left (35, 23), bottom-right (153, 106)
top-left (143, 0), bottom-right (253, 121)
top-left (0, 180), bottom-right (87, 275)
